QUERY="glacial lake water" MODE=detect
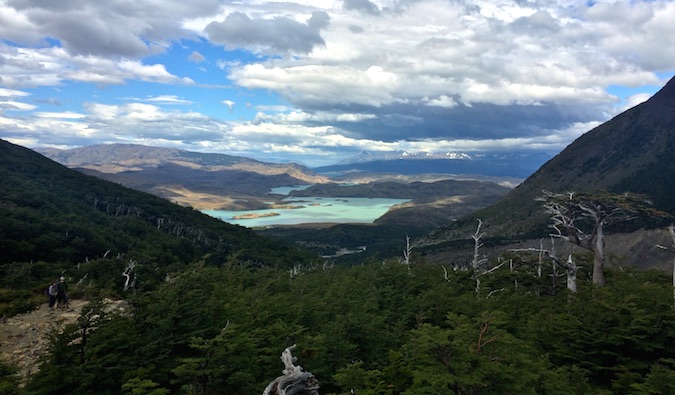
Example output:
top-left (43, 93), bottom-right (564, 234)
top-left (202, 185), bottom-right (410, 227)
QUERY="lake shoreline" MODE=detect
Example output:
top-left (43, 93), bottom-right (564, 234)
top-left (203, 196), bottom-right (409, 227)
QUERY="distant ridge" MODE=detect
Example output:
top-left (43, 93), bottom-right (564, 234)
top-left (315, 151), bottom-right (551, 178)
top-left (39, 144), bottom-right (330, 210)
top-left (422, 76), bottom-right (675, 244)
top-left (336, 150), bottom-right (472, 164)
top-left (39, 143), bottom-right (325, 182)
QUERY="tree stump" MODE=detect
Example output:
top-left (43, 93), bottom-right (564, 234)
top-left (262, 345), bottom-right (319, 395)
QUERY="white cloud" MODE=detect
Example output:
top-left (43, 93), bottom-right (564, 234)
top-left (224, 0), bottom-right (671, 109)
top-left (0, 101), bottom-right (37, 111)
top-left (142, 95), bottom-right (194, 105)
top-left (0, 0), bottom-right (222, 57)
top-left (34, 111), bottom-right (86, 119)
top-left (424, 95), bottom-right (458, 109)
top-left (189, 51), bottom-right (206, 63)
top-left (0, 88), bottom-right (30, 98)
top-left (0, 43), bottom-right (193, 88)
top-left (222, 100), bottom-right (235, 111)
top-left (0, 86), bottom-right (35, 111)
top-left (117, 61), bottom-right (195, 85)
top-left (618, 93), bottom-right (651, 113)
top-left (254, 109), bottom-right (376, 124)
top-left (230, 63), bottom-right (399, 107)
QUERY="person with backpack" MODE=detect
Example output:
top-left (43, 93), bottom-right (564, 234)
top-left (47, 281), bottom-right (58, 310)
top-left (56, 276), bottom-right (69, 309)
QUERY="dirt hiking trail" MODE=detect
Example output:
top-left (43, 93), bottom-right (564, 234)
top-left (1, 300), bottom-right (88, 384)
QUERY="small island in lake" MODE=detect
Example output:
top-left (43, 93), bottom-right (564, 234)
top-left (232, 212), bottom-right (281, 220)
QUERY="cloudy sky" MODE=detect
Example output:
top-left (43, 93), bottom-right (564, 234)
top-left (1, 0), bottom-right (673, 166)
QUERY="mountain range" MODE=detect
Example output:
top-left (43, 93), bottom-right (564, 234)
top-left (337, 150), bottom-right (472, 163)
top-left (316, 150), bottom-right (552, 178)
top-left (38, 144), bottom-right (329, 210)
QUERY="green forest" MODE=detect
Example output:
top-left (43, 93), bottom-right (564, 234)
top-left (2, 252), bottom-right (674, 395)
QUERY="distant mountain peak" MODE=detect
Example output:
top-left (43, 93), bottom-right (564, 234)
top-left (337, 150), bottom-right (472, 165)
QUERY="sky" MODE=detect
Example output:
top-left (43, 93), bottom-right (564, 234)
top-left (0, 0), bottom-right (674, 167)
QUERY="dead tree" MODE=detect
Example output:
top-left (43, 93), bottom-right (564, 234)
top-left (537, 191), bottom-right (662, 286)
top-left (469, 219), bottom-right (508, 297)
top-left (262, 345), bottom-right (319, 395)
top-left (513, 239), bottom-right (578, 293)
top-left (471, 219), bottom-right (488, 296)
top-left (401, 235), bottom-right (413, 266)
top-left (122, 259), bottom-right (137, 291)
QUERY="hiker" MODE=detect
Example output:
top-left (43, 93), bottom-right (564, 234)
top-left (56, 276), bottom-right (69, 309)
top-left (47, 281), bottom-right (58, 310)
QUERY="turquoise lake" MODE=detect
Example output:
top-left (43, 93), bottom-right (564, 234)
top-left (202, 185), bottom-right (410, 227)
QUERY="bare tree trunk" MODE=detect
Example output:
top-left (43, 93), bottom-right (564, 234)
top-left (592, 221), bottom-right (605, 286)
top-left (263, 345), bottom-right (319, 395)
top-left (402, 235), bottom-right (412, 267)
top-left (471, 219), bottom-right (487, 297)
top-left (122, 260), bottom-right (137, 291)
top-left (566, 255), bottom-right (577, 293)
top-left (550, 261), bottom-right (559, 295)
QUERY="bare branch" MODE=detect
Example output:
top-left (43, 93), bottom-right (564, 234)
top-left (485, 288), bottom-right (506, 299)
top-left (476, 322), bottom-right (498, 355)
top-left (75, 273), bottom-right (88, 287)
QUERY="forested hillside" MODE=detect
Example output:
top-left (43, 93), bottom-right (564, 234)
top-left (0, 139), bottom-right (316, 315)
top-left (4, 260), bottom-right (674, 394)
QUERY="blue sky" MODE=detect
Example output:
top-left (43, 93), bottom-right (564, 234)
top-left (1, 0), bottom-right (674, 167)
